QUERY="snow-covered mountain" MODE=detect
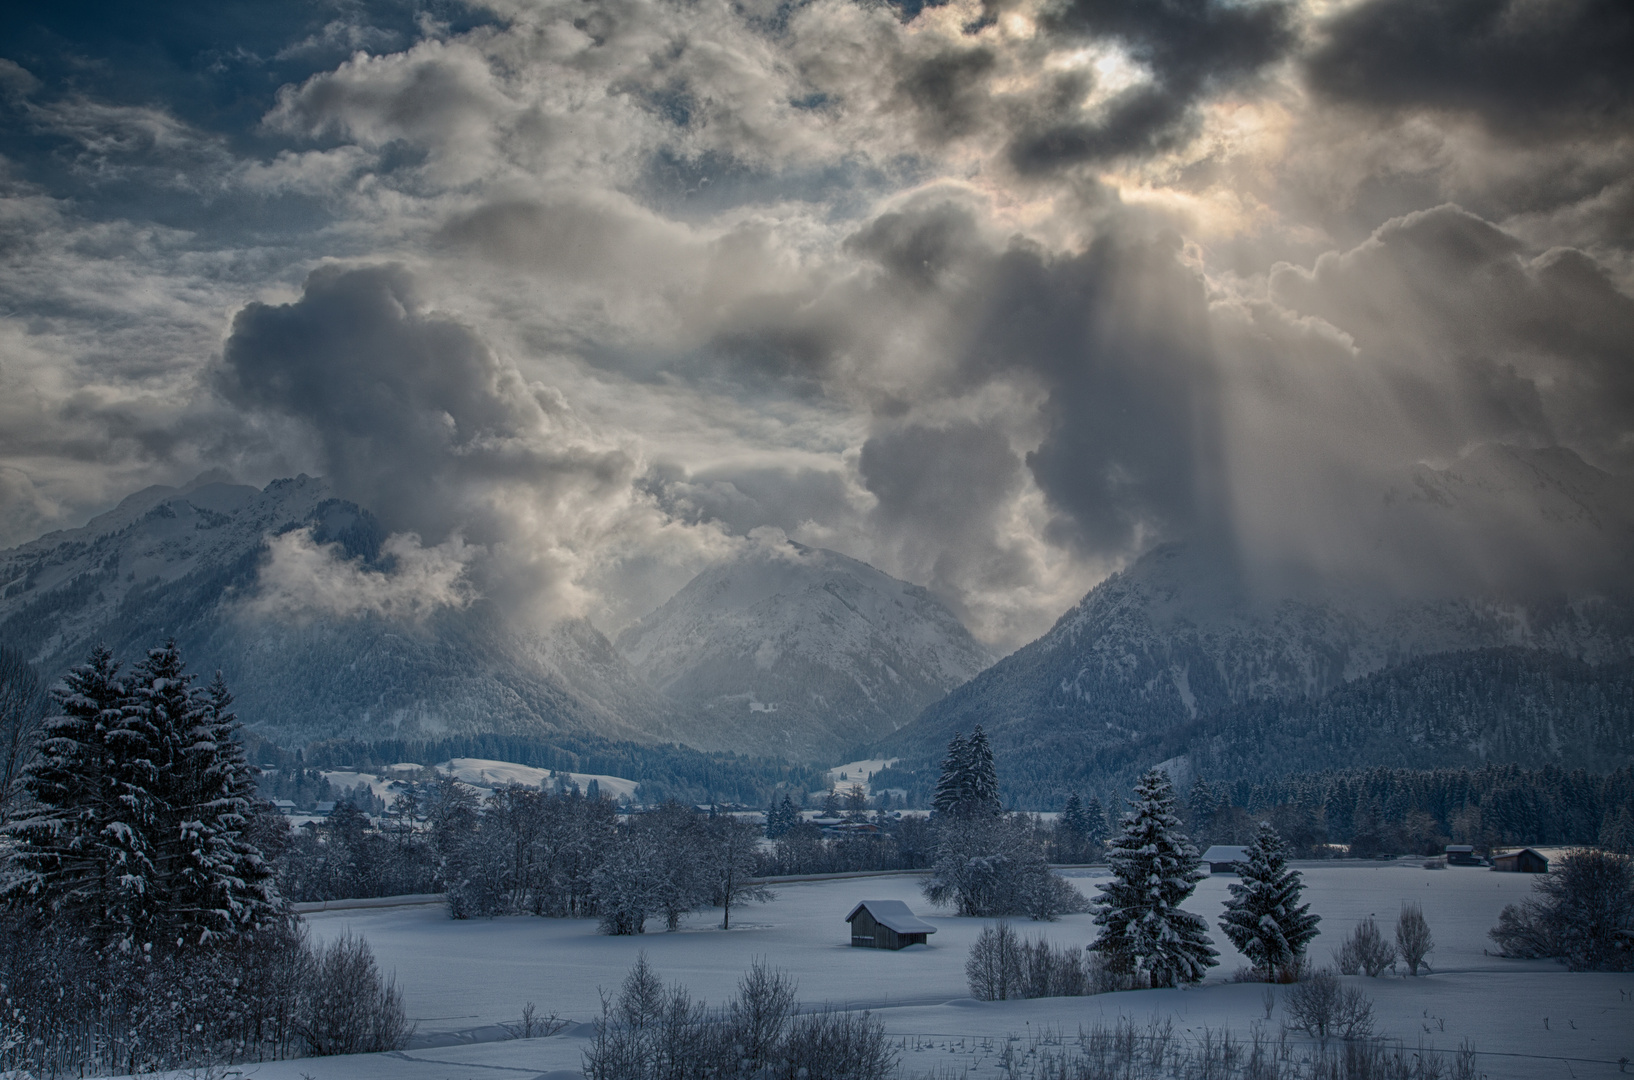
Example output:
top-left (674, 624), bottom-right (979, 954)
top-left (616, 540), bottom-right (994, 762)
top-left (0, 475), bottom-right (674, 747)
top-left (880, 445), bottom-right (1634, 779)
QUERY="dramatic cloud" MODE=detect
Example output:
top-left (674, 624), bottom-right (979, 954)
top-left (244, 526), bottom-right (476, 621)
top-left (1, 0), bottom-right (1632, 650)
top-left (1306, 0), bottom-right (1634, 140)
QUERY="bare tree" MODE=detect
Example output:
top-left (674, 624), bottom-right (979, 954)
top-left (0, 645), bottom-right (45, 824)
top-left (1395, 902), bottom-right (1434, 975)
top-left (966, 920), bottom-right (1026, 1000)
top-left (708, 816), bottom-right (774, 930)
top-left (1285, 969), bottom-right (1374, 1044)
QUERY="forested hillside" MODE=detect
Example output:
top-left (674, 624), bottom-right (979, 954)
top-left (873, 648), bottom-right (1634, 809)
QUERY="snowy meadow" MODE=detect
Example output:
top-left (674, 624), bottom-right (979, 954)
top-left (204, 862), bottom-right (1634, 1079)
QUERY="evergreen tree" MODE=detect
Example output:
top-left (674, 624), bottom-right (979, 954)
top-left (1062, 793), bottom-right (1089, 837)
top-left (1092, 768), bottom-right (1217, 988)
top-left (933, 728), bottom-right (1001, 818)
top-left (167, 669), bottom-right (283, 945)
top-left (1, 645), bottom-right (158, 946)
top-left (1217, 822), bottom-right (1320, 981)
top-left (932, 732), bottom-right (969, 815)
top-left (966, 726), bottom-right (1000, 813)
top-left (1083, 796), bottom-right (1109, 850)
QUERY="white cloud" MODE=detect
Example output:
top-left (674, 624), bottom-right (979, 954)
top-left (244, 527), bottom-right (476, 621)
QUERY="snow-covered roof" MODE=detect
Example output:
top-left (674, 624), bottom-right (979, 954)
top-left (1202, 845), bottom-right (1249, 864)
top-left (845, 900), bottom-right (936, 934)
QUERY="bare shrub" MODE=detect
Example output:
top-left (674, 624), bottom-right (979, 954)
top-left (297, 933), bottom-right (412, 1056)
top-left (1284, 969), bottom-right (1374, 1044)
top-left (730, 959), bottom-right (797, 1071)
top-left (585, 955), bottom-right (892, 1080)
top-left (1395, 902), bottom-right (1434, 975)
top-left (967, 923), bottom-right (1101, 1000)
top-left (506, 1001), bottom-right (568, 1040)
top-left (782, 1008), bottom-right (896, 1080)
top-left (1334, 917), bottom-right (1396, 977)
top-left (966, 921), bottom-right (1025, 1000)
top-left (1488, 899), bottom-right (1556, 958)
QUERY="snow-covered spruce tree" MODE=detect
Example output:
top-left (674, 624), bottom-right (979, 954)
top-left (965, 726), bottom-right (1000, 813)
top-left (1, 644), bottom-right (162, 948)
top-left (1217, 821), bottom-right (1320, 982)
top-left (931, 726), bottom-right (1001, 819)
top-left (1092, 768), bottom-right (1217, 988)
top-left (125, 642), bottom-right (283, 948)
top-left (931, 731), bottom-right (969, 816)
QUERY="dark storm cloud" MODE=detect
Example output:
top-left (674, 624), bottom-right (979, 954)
top-left (842, 198), bottom-right (987, 291)
top-left (861, 420), bottom-right (1022, 533)
top-left (893, 46), bottom-right (998, 143)
top-left (217, 263), bottom-right (632, 546)
top-left (1305, 0), bottom-right (1634, 140)
top-left (1011, 0), bottom-right (1296, 172)
top-left (847, 198), bottom-right (1226, 561)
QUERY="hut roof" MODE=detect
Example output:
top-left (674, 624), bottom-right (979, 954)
top-left (1202, 845), bottom-right (1250, 864)
top-left (845, 900), bottom-right (937, 935)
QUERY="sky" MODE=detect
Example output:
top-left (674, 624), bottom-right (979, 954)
top-left (1, 0), bottom-right (1631, 651)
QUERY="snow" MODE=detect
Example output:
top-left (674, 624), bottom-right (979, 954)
top-left (437, 757), bottom-right (641, 802)
top-left (200, 861), bottom-right (1634, 1080)
top-left (828, 758), bottom-right (901, 795)
top-left (320, 770), bottom-right (405, 808)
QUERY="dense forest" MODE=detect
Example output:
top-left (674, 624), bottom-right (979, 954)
top-left (873, 648), bottom-right (1634, 811)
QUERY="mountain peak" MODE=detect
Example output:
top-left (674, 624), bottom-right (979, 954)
top-left (617, 539), bottom-right (993, 762)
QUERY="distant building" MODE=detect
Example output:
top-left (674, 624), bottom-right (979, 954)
top-left (1202, 845), bottom-right (1250, 874)
top-left (845, 900), bottom-right (936, 950)
top-left (1444, 845), bottom-right (1481, 866)
top-left (1492, 848), bottom-right (1548, 873)
top-left (312, 801), bottom-right (336, 817)
top-left (272, 800), bottom-right (297, 816)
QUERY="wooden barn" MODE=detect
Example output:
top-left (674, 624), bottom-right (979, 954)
top-left (1202, 845), bottom-right (1250, 874)
top-left (1444, 845), bottom-right (1481, 866)
top-left (845, 900), bottom-right (936, 950)
top-left (1492, 848), bottom-right (1549, 873)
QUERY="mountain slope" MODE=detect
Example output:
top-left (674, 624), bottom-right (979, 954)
top-left (616, 541), bottom-right (994, 761)
top-left (0, 475), bottom-right (674, 747)
top-left (876, 445), bottom-right (1634, 799)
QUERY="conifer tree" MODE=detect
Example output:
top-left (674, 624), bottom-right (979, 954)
top-left (1062, 793), bottom-right (1089, 838)
top-left (1092, 768), bottom-right (1217, 987)
top-left (966, 726), bottom-right (1000, 814)
top-left (1083, 795), bottom-right (1109, 850)
top-left (1217, 821), bottom-right (1320, 981)
top-left (2, 645), bottom-right (158, 946)
top-left (932, 732), bottom-right (969, 816)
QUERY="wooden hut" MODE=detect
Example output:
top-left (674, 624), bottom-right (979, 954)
top-left (1444, 845), bottom-right (1480, 866)
top-left (1202, 845), bottom-right (1250, 874)
top-left (1492, 848), bottom-right (1548, 873)
top-left (845, 900), bottom-right (936, 950)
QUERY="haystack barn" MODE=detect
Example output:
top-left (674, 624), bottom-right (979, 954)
top-left (1202, 845), bottom-right (1250, 874)
top-left (1492, 848), bottom-right (1549, 873)
top-left (845, 900), bottom-right (936, 949)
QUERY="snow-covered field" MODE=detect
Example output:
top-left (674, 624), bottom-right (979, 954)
top-left (179, 863), bottom-right (1634, 1078)
top-left (827, 758), bottom-right (901, 797)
